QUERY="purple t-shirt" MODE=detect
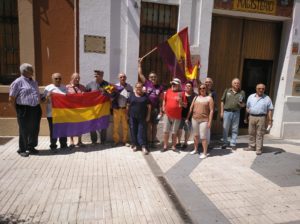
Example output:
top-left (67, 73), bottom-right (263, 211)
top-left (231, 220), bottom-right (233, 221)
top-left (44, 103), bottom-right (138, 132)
top-left (144, 80), bottom-right (163, 108)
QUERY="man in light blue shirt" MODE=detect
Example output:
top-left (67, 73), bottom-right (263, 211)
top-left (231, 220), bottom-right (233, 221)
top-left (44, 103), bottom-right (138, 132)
top-left (244, 83), bottom-right (273, 155)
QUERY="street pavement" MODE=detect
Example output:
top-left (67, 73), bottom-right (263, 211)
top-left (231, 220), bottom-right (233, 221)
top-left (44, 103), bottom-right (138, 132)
top-left (0, 134), bottom-right (300, 224)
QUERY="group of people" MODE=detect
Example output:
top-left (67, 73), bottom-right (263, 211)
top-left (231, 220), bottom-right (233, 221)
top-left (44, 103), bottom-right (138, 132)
top-left (9, 62), bottom-right (274, 158)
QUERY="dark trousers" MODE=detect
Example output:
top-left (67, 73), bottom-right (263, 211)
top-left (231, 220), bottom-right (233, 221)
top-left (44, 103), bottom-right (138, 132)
top-left (129, 116), bottom-right (147, 147)
top-left (16, 104), bottom-right (42, 152)
top-left (90, 129), bottom-right (107, 144)
top-left (47, 117), bottom-right (67, 149)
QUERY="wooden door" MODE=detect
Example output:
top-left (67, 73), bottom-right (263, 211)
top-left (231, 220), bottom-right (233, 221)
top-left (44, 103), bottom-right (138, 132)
top-left (208, 15), bottom-right (281, 134)
top-left (139, 2), bottom-right (178, 87)
top-left (208, 15), bottom-right (244, 134)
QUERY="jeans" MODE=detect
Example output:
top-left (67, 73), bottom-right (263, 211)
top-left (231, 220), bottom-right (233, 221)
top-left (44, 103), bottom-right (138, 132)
top-left (16, 104), bottom-right (42, 152)
top-left (223, 110), bottom-right (240, 146)
top-left (129, 117), bottom-right (147, 147)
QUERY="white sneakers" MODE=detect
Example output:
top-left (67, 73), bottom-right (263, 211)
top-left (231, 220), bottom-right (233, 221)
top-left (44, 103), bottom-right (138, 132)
top-left (190, 150), bottom-right (198, 155)
top-left (199, 153), bottom-right (209, 159)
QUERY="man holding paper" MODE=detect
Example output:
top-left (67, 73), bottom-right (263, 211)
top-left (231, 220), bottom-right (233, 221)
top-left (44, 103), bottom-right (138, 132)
top-left (244, 83), bottom-right (274, 155)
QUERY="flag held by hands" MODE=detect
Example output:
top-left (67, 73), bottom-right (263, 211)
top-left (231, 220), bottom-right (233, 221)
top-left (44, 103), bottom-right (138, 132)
top-left (157, 27), bottom-right (199, 81)
top-left (52, 91), bottom-right (111, 138)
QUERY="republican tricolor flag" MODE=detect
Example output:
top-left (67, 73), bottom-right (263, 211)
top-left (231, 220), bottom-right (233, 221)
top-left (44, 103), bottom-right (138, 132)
top-left (52, 91), bottom-right (111, 138)
top-left (157, 27), bottom-right (199, 82)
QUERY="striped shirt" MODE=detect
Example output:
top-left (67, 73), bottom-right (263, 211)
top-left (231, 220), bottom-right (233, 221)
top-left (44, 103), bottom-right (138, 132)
top-left (9, 76), bottom-right (40, 106)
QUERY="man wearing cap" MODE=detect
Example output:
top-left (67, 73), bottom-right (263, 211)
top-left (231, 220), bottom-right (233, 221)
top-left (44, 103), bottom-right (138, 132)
top-left (220, 78), bottom-right (245, 150)
top-left (162, 78), bottom-right (187, 151)
top-left (138, 58), bottom-right (163, 148)
top-left (9, 63), bottom-right (42, 157)
top-left (86, 70), bottom-right (110, 144)
top-left (112, 73), bottom-right (133, 146)
top-left (244, 83), bottom-right (273, 155)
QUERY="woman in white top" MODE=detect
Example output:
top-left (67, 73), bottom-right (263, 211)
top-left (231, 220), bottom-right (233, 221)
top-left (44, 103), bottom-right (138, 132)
top-left (187, 84), bottom-right (214, 159)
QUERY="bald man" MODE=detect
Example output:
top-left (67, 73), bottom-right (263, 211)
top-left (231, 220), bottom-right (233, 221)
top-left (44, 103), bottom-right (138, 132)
top-left (244, 83), bottom-right (273, 155)
top-left (220, 78), bottom-right (245, 150)
top-left (112, 73), bottom-right (133, 146)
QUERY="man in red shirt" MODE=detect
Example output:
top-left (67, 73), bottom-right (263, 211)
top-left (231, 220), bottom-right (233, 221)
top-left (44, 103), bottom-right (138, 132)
top-left (162, 78), bottom-right (187, 152)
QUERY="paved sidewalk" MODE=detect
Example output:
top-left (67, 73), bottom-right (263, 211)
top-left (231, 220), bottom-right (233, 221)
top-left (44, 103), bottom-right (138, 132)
top-left (0, 135), bottom-right (300, 224)
top-left (0, 136), bottom-right (182, 224)
top-left (150, 135), bottom-right (300, 224)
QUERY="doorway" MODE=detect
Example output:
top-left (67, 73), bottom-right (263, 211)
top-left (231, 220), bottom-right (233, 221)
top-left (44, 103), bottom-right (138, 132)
top-left (208, 15), bottom-right (282, 134)
top-left (240, 59), bottom-right (273, 128)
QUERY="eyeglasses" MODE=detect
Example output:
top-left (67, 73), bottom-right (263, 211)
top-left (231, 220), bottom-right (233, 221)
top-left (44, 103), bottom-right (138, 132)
top-left (55, 78), bottom-right (62, 80)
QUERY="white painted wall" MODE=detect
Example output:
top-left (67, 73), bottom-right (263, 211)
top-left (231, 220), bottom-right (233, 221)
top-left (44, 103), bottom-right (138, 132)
top-left (80, 0), bottom-right (141, 86)
top-left (271, 0), bottom-right (300, 139)
top-left (79, 0), bottom-right (111, 85)
top-left (178, 0), bottom-right (213, 82)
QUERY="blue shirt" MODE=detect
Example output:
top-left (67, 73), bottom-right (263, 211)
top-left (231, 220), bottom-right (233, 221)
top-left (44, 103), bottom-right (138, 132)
top-left (9, 76), bottom-right (40, 106)
top-left (246, 93), bottom-right (274, 115)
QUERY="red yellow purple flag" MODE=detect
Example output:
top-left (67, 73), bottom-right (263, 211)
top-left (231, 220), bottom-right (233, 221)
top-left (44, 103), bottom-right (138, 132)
top-left (157, 27), bottom-right (199, 82)
top-left (52, 91), bottom-right (111, 138)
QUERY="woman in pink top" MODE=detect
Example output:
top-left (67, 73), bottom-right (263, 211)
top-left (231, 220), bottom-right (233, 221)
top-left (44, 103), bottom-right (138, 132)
top-left (187, 84), bottom-right (214, 159)
top-left (66, 73), bottom-right (87, 147)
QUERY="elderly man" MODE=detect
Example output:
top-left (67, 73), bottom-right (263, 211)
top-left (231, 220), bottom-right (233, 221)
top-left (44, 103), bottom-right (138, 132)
top-left (43, 73), bottom-right (68, 152)
top-left (205, 77), bottom-right (217, 147)
top-left (244, 83), bottom-right (273, 155)
top-left (86, 70), bottom-right (110, 144)
top-left (220, 78), bottom-right (245, 150)
top-left (138, 58), bottom-right (163, 148)
top-left (9, 63), bottom-right (42, 157)
top-left (112, 73), bottom-right (133, 146)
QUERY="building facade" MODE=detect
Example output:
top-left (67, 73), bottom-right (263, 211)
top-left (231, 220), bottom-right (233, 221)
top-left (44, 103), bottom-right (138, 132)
top-left (0, 0), bottom-right (299, 139)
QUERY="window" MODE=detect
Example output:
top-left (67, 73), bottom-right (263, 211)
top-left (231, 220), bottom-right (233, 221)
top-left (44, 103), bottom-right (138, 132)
top-left (0, 0), bottom-right (19, 85)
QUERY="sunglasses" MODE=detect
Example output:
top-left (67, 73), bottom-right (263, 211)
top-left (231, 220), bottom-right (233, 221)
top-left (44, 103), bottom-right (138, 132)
top-left (55, 78), bottom-right (62, 80)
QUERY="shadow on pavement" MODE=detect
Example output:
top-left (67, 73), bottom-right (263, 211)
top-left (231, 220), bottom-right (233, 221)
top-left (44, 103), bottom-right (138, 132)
top-left (34, 143), bottom-right (122, 156)
top-left (0, 137), bottom-right (13, 146)
top-left (251, 146), bottom-right (300, 187)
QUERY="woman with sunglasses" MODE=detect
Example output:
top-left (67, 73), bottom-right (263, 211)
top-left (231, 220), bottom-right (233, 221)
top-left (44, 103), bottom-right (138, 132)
top-left (187, 84), bottom-right (214, 159)
top-left (66, 73), bottom-right (86, 148)
top-left (43, 73), bottom-right (68, 152)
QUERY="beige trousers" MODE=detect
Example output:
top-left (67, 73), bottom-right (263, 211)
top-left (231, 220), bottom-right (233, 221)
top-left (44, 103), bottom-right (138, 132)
top-left (248, 116), bottom-right (266, 152)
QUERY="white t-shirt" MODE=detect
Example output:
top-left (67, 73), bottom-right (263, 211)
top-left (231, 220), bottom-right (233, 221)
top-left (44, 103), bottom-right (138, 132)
top-left (43, 84), bottom-right (67, 117)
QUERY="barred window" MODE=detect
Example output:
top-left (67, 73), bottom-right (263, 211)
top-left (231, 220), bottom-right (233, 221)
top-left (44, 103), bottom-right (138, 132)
top-left (0, 0), bottom-right (19, 85)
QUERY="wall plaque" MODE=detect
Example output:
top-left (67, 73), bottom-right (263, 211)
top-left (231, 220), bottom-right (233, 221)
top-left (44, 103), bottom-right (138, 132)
top-left (84, 35), bottom-right (106, 54)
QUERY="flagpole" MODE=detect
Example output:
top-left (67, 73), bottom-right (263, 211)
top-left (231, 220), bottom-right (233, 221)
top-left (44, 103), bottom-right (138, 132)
top-left (140, 47), bottom-right (158, 61)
